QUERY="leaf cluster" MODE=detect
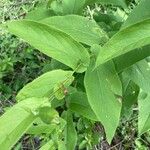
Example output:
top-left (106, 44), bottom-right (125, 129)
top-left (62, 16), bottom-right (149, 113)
top-left (0, 0), bottom-right (150, 149)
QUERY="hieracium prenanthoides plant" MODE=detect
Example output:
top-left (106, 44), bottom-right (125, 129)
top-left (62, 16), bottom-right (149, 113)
top-left (0, 0), bottom-right (150, 149)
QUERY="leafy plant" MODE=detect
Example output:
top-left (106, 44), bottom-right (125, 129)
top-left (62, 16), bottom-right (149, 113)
top-left (0, 0), bottom-right (150, 149)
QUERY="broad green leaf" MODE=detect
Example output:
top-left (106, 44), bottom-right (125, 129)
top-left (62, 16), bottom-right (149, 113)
top-left (64, 111), bottom-right (77, 150)
top-left (0, 97), bottom-right (48, 150)
top-left (39, 106), bottom-right (59, 124)
top-left (113, 0), bottom-right (150, 72)
top-left (42, 15), bottom-right (108, 46)
top-left (114, 45), bottom-right (150, 72)
top-left (90, 46), bottom-right (122, 95)
top-left (122, 0), bottom-right (150, 29)
top-left (121, 79), bottom-right (139, 118)
top-left (47, 0), bottom-right (55, 7)
top-left (42, 59), bottom-right (69, 73)
top-left (138, 92), bottom-right (150, 135)
top-left (122, 60), bottom-right (150, 133)
top-left (96, 19), bottom-right (150, 68)
top-left (123, 59), bottom-right (150, 93)
top-left (50, 0), bottom-right (63, 15)
top-left (40, 140), bottom-right (55, 150)
top-left (67, 92), bottom-right (98, 121)
top-left (27, 119), bottom-right (56, 134)
top-left (26, 4), bottom-right (53, 21)
top-left (98, 61), bottom-right (122, 96)
top-left (58, 140), bottom-right (66, 150)
top-left (16, 70), bottom-right (73, 101)
top-left (50, 0), bottom-right (85, 15)
top-left (60, 0), bottom-right (85, 15)
top-left (5, 20), bottom-right (90, 73)
top-left (51, 98), bottom-right (65, 108)
top-left (84, 60), bottom-right (122, 143)
top-left (91, 44), bottom-right (122, 95)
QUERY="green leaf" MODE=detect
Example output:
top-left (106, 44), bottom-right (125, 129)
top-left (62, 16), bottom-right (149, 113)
top-left (122, 0), bottom-right (150, 29)
top-left (84, 60), bottom-right (122, 143)
top-left (122, 60), bottom-right (150, 133)
top-left (63, 110), bottom-right (77, 150)
top-left (67, 92), bottom-right (98, 121)
top-left (123, 59), bottom-right (150, 93)
top-left (113, 0), bottom-right (150, 72)
top-left (90, 45), bottom-right (123, 95)
top-left (51, 98), bottom-right (65, 108)
top-left (114, 45), bottom-right (150, 72)
top-left (26, 4), bottom-right (53, 21)
top-left (40, 140), bottom-right (55, 150)
top-left (39, 106), bottom-right (59, 124)
top-left (138, 92), bottom-right (150, 135)
top-left (16, 70), bottom-right (73, 101)
top-left (0, 97), bottom-right (48, 150)
top-left (47, 0), bottom-right (55, 8)
top-left (27, 118), bottom-right (56, 134)
top-left (50, 1), bottom-right (63, 15)
top-left (41, 15), bottom-right (108, 46)
top-left (58, 140), bottom-right (66, 150)
top-left (50, 0), bottom-right (86, 15)
top-left (96, 19), bottom-right (150, 68)
top-left (42, 59), bottom-right (69, 73)
top-left (60, 0), bottom-right (85, 15)
top-left (121, 78), bottom-right (139, 118)
top-left (5, 20), bottom-right (90, 73)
